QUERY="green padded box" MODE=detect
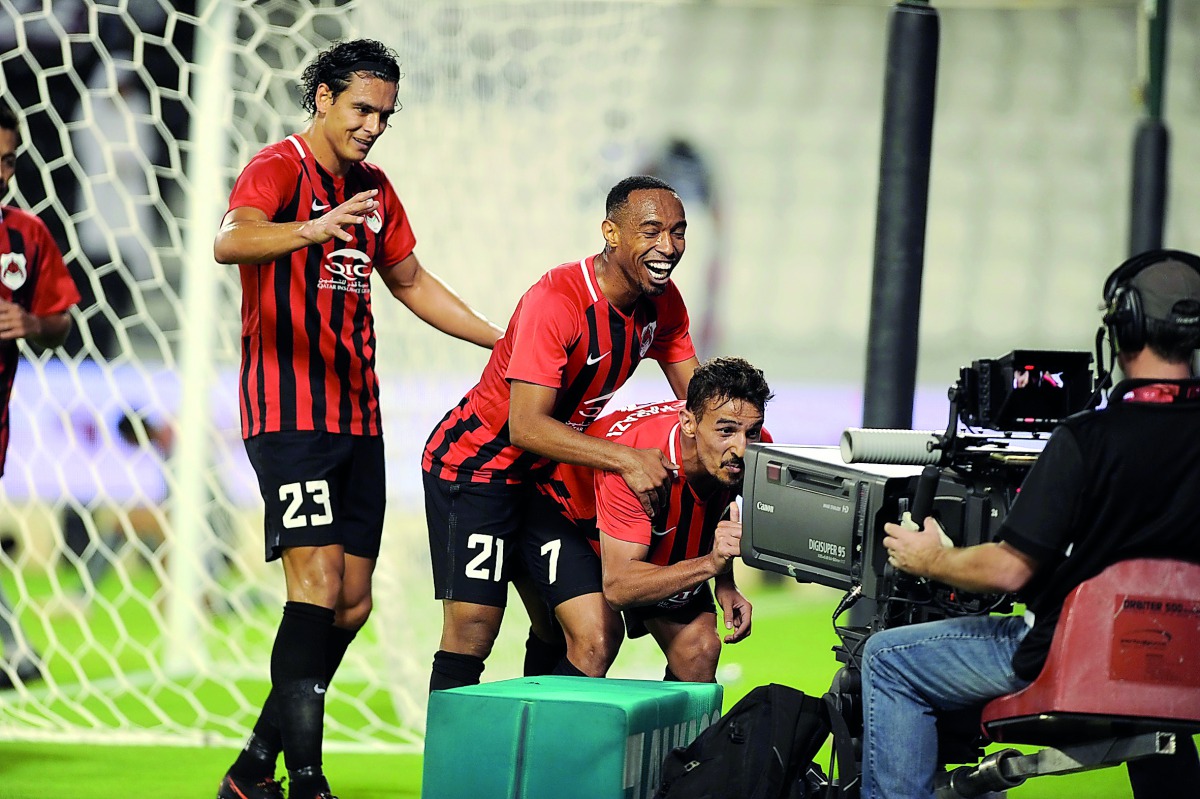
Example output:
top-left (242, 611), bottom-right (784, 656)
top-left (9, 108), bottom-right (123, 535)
top-left (422, 676), bottom-right (723, 799)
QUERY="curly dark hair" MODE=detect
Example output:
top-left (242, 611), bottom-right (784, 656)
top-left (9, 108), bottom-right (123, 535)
top-left (605, 175), bottom-right (677, 221)
top-left (686, 357), bottom-right (773, 420)
top-left (300, 39), bottom-right (401, 115)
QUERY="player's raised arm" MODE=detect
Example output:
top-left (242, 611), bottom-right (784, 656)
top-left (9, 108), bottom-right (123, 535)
top-left (213, 190), bottom-right (380, 265)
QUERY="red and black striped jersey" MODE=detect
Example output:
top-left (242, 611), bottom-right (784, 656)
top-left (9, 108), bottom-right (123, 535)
top-left (423, 255), bottom-right (694, 483)
top-left (541, 400), bottom-right (737, 568)
top-left (228, 134), bottom-right (416, 438)
top-left (0, 205), bottom-right (80, 476)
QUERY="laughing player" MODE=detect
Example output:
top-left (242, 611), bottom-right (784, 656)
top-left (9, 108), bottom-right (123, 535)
top-left (423, 176), bottom-right (700, 692)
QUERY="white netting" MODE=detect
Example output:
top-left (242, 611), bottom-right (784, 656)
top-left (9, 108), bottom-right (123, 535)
top-left (0, 0), bottom-right (671, 751)
top-left (0, 0), bottom-right (1197, 753)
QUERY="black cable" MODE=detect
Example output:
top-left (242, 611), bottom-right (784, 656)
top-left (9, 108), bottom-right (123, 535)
top-left (1087, 324), bottom-right (1115, 410)
top-left (831, 585), bottom-right (862, 625)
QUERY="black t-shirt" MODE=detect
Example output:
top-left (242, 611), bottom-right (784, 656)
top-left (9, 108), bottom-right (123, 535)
top-left (996, 378), bottom-right (1200, 680)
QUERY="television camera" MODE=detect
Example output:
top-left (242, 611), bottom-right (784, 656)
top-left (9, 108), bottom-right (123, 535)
top-left (742, 349), bottom-right (1095, 652)
top-left (740, 350), bottom-right (1095, 797)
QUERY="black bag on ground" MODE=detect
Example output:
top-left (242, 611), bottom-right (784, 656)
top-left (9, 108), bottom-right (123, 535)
top-left (654, 682), bottom-right (831, 799)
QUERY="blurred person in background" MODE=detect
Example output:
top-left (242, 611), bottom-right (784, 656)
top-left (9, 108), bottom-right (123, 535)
top-left (0, 100), bottom-right (81, 687)
top-left (212, 39), bottom-right (502, 799)
top-left (526, 356), bottom-right (771, 681)
top-left (641, 137), bottom-right (725, 359)
top-left (55, 410), bottom-right (260, 621)
top-left (66, 54), bottom-right (159, 360)
top-left (59, 412), bottom-right (171, 596)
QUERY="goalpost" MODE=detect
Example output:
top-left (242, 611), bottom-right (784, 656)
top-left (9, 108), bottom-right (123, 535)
top-left (0, 0), bottom-right (674, 751)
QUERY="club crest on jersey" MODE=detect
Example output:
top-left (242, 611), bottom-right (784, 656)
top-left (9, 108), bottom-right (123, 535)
top-left (1, 253), bottom-right (27, 290)
top-left (638, 321), bottom-right (657, 357)
top-left (365, 209), bottom-right (383, 234)
top-left (318, 248), bottom-right (371, 294)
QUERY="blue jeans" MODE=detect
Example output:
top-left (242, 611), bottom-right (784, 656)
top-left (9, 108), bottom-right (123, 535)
top-left (860, 615), bottom-right (1030, 799)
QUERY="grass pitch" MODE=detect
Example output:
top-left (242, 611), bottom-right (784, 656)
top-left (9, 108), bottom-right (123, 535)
top-left (0, 573), bottom-right (1160, 797)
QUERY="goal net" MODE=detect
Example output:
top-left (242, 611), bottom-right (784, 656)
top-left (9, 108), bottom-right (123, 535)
top-left (0, 0), bottom-right (675, 751)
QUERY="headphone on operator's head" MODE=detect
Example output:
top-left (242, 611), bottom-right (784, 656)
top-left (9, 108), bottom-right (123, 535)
top-left (1101, 248), bottom-right (1200, 353)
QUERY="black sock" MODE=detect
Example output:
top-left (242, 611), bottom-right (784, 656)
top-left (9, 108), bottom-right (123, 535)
top-left (271, 601), bottom-right (335, 774)
top-left (430, 650), bottom-right (485, 691)
top-left (325, 625), bottom-right (358, 679)
top-left (288, 764), bottom-right (332, 799)
top-left (551, 656), bottom-right (587, 677)
top-left (230, 624), bottom-right (359, 779)
top-left (663, 666), bottom-right (681, 682)
top-left (229, 721), bottom-right (280, 781)
top-left (523, 625), bottom-right (567, 676)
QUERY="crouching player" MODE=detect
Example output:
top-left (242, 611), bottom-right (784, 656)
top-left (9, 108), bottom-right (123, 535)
top-left (526, 356), bottom-right (772, 681)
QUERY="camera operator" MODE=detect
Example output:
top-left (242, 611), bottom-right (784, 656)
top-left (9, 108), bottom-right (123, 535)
top-left (860, 249), bottom-right (1200, 799)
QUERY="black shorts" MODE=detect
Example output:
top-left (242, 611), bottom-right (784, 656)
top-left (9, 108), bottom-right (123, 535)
top-left (521, 489), bottom-right (603, 610)
top-left (623, 581), bottom-right (716, 639)
top-left (423, 471), bottom-right (532, 607)
top-left (244, 430), bottom-right (385, 562)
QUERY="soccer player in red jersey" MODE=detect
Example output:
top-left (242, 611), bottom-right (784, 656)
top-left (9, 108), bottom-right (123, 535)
top-left (528, 357), bottom-right (771, 681)
top-left (213, 40), bottom-right (503, 799)
top-left (0, 101), bottom-right (80, 687)
top-left (423, 175), bottom-right (700, 691)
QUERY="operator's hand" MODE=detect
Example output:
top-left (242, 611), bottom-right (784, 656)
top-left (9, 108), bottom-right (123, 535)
top-left (716, 581), bottom-right (753, 644)
top-left (619, 446), bottom-right (676, 517)
top-left (709, 501), bottom-right (741, 575)
top-left (883, 516), bottom-right (952, 577)
top-left (0, 299), bottom-right (40, 341)
top-left (300, 189), bottom-right (380, 245)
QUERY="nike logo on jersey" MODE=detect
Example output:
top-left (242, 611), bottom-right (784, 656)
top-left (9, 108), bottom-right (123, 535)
top-left (652, 526), bottom-right (677, 538)
top-left (314, 684), bottom-right (327, 695)
top-left (312, 200), bottom-right (330, 212)
top-left (586, 351), bottom-right (611, 366)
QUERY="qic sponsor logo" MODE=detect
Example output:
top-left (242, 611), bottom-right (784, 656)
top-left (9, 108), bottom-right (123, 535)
top-left (658, 586), bottom-right (700, 607)
top-left (318, 249), bottom-right (372, 294)
top-left (568, 390), bottom-right (618, 431)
